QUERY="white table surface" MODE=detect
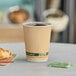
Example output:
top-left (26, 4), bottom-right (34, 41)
top-left (0, 42), bottom-right (76, 76)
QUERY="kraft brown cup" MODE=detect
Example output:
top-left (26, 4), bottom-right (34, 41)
top-left (23, 22), bottom-right (51, 62)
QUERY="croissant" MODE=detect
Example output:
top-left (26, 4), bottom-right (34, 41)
top-left (0, 48), bottom-right (12, 60)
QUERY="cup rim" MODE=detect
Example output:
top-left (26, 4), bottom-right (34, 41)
top-left (22, 22), bottom-right (52, 27)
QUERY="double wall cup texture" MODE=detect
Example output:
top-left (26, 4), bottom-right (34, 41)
top-left (23, 22), bottom-right (51, 62)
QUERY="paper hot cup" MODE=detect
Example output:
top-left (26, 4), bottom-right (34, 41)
top-left (23, 22), bottom-right (51, 62)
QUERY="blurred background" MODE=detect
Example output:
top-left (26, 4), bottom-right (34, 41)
top-left (34, 0), bottom-right (75, 43)
top-left (0, 0), bottom-right (75, 43)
